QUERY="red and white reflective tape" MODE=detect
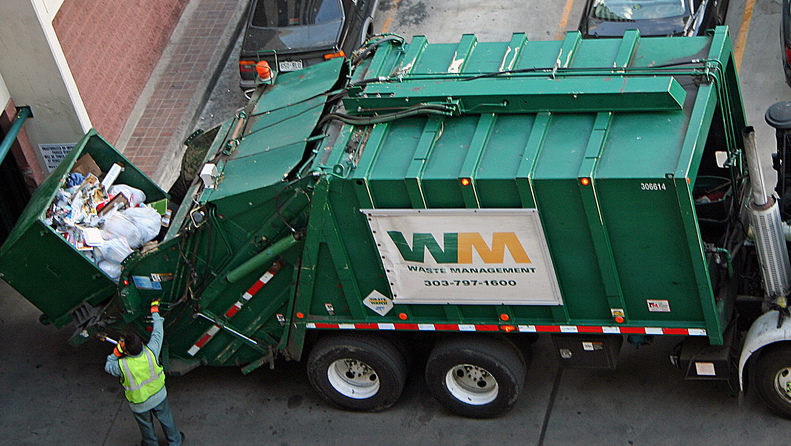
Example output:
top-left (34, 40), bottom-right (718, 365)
top-left (187, 325), bottom-right (221, 357)
top-left (304, 322), bottom-right (706, 336)
top-left (187, 263), bottom-right (282, 356)
top-left (514, 325), bottom-right (706, 336)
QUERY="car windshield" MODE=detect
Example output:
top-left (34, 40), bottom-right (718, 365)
top-left (592, 0), bottom-right (689, 20)
top-left (251, 0), bottom-right (342, 27)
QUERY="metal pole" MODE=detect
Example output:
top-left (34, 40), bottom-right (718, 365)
top-left (195, 312), bottom-right (260, 347)
top-left (0, 106), bottom-right (32, 164)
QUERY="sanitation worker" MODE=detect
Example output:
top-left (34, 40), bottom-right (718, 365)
top-left (105, 300), bottom-right (183, 446)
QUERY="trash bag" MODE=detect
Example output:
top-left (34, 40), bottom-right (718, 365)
top-left (108, 184), bottom-right (147, 207)
top-left (101, 211), bottom-right (144, 248)
top-left (98, 260), bottom-right (123, 281)
top-left (123, 206), bottom-right (161, 245)
top-left (93, 236), bottom-right (133, 264)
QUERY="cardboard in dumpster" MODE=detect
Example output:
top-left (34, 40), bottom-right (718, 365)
top-left (70, 153), bottom-right (102, 178)
top-left (97, 193), bottom-right (130, 217)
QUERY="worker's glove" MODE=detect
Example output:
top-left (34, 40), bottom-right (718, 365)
top-left (113, 341), bottom-right (125, 357)
top-left (150, 300), bottom-right (160, 314)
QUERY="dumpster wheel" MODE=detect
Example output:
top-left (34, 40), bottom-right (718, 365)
top-left (307, 333), bottom-right (407, 412)
top-left (425, 335), bottom-right (526, 418)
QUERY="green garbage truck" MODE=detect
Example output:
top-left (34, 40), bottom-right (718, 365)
top-left (5, 26), bottom-right (791, 419)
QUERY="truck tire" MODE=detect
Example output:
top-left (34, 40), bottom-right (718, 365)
top-left (307, 333), bottom-right (408, 412)
top-left (754, 344), bottom-right (791, 419)
top-left (425, 335), bottom-right (526, 418)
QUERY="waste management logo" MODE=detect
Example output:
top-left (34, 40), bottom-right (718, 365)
top-left (363, 209), bottom-right (563, 306)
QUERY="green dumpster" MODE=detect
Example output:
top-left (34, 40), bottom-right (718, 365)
top-left (0, 129), bottom-right (166, 328)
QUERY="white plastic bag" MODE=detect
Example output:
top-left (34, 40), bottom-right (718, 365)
top-left (94, 236), bottom-right (133, 264)
top-left (108, 184), bottom-right (147, 207)
top-left (101, 212), bottom-right (144, 248)
top-left (123, 206), bottom-right (161, 244)
top-left (98, 260), bottom-right (123, 281)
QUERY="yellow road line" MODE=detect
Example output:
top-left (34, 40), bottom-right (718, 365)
top-left (381, 0), bottom-right (403, 33)
top-left (733, 0), bottom-right (756, 70)
top-left (556, 0), bottom-right (576, 39)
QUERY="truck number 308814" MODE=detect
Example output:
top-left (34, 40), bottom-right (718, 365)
top-left (640, 182), bottom-right (667, 191)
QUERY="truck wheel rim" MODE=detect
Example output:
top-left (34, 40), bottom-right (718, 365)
top-left (444, 364), bottom-right (498, 405)
top-left (773, 367), bottom-right (791, 402)
top-left (327, 358), bottom-right (380, 399)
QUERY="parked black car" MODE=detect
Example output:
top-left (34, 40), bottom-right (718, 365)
top-left (783, 0), bottom-right (791, 86)
top-left (579, 0), bottom-right (728, 38)
top-left (239, 0), bottom-right (377, 92)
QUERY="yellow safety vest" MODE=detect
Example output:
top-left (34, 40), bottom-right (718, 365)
top-left (119, 346), bottom-right (165, 404)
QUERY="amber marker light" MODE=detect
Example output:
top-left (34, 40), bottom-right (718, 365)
top-left (324, 50), bottom-right (346, 60)
top-left (398, 313), bottom-right (408, 320)
top-left (501, 325), bottom-right (516, 333)
top-left (615, 316), bottom-right (624, 323)
top-left (296, 312), bottom-right (304, 319)
top-left (500, 313), bottom-right (510, 321)
top-left (580, 178), bottom-right (590, 186)
top-left (255, 61), bottom-right (272, 82)
top-left (461, 178), bottom-right (471, 186)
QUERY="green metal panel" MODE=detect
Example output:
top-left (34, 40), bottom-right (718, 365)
top-left (531, 113), bottom-right (610, 323)
top-left (301, 27), bottom-right (746, 343)
top-left (345, 76), bottom-right (686, 115)
top-left (577, 112), bottom-right (626, 321)
top-left (203, 58), bottom-right (345, 204)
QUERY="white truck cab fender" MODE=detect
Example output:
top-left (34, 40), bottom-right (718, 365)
top-left (739, 310), bottom-right (791, 390)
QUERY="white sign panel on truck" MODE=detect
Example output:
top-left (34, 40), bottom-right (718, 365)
top-left (363, 208), bottom-right (563, 305)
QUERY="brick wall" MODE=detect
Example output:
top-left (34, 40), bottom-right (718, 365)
top-left (53, 0), bottom-right (190, 145)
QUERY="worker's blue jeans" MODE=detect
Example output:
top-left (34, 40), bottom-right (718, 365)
top-left (133, 398), bottom-right (182, 446)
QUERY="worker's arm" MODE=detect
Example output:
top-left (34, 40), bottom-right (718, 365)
top-left (147, 311), bottom-right (165, 358)
top-left (105, 353), bottom-right (122, 377)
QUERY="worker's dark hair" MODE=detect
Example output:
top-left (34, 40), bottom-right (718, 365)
top-left (124, 332), bottom-right (143, 356)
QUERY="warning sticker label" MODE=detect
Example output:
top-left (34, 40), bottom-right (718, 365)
top-left (647, 299), bottom-right (671, 312)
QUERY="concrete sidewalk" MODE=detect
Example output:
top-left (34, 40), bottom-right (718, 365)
top-left (115, 0), bottom-right (250, 189)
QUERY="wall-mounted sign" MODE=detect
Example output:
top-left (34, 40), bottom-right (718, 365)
top-left (39, 143), bottom-right (76, 172)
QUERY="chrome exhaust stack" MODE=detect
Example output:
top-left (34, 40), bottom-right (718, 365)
top-left (744, 126), bottom-right (791, 299)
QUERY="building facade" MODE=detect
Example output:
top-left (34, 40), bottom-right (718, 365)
top-left (0, 0), bottom-right (188, 240)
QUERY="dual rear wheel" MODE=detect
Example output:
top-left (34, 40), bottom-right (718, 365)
top-left (306, 333), bottom-right (527, 418)
top-left (307, 333), bottom-right (407, 412)
top-left (425, 336), bottom-right (527, 418)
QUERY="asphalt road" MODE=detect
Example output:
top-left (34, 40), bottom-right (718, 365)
top-left (4, 0), bottom-right (791, 445)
